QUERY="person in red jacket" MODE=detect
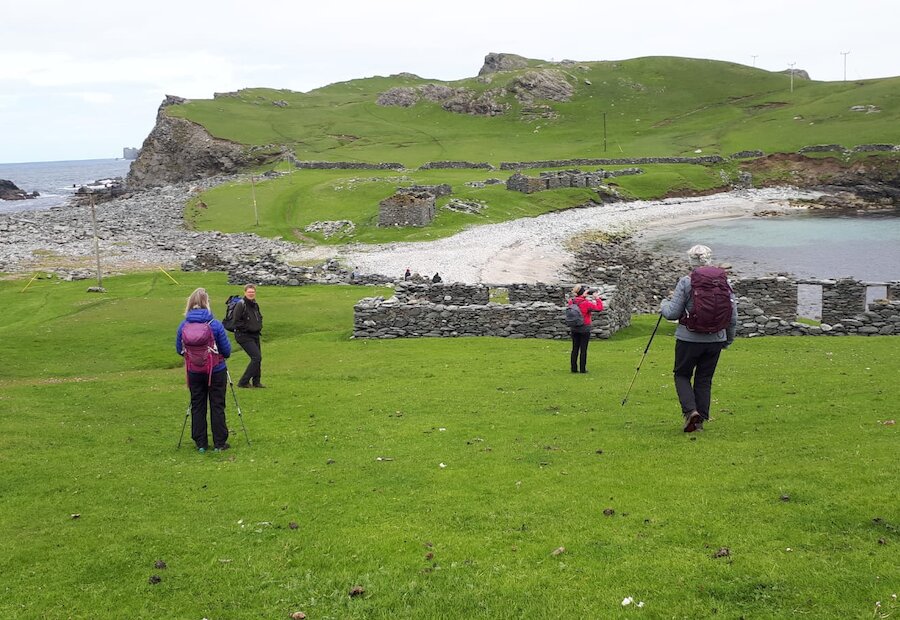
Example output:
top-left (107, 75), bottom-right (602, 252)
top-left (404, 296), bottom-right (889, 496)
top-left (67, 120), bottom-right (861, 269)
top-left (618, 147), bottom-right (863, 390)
top-left (568, 284), bottom-right (604, 373)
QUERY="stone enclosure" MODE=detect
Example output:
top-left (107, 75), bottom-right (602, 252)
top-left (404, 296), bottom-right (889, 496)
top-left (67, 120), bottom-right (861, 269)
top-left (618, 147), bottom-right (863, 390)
top-left (353, 281), bottom-right (632, 340)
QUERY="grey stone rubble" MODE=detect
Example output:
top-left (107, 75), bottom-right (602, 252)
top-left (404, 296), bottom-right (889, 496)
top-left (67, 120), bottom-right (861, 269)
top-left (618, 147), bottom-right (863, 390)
top-left (304, 220), bottom-right (356, 238)
top-left (444, 199), bottom-right (486, 214)
top-left (0, 176), bottom-right (304, 277)
top-left (352, 281), bottom-right (631, 340)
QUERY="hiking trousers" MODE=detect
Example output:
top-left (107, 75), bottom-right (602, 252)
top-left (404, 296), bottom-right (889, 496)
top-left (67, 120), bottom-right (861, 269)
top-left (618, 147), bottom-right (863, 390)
top-left (235, 331), bottom-right (262, 386)
top-left (188, 369), bottom-right (228, 449)
top-left (673, 340), bottom-right (725, 420)
top-left (570, 330), bottom-right (591, 372)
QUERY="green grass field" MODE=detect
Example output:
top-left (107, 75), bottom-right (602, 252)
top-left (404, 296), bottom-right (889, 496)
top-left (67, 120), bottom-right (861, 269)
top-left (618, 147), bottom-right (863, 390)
top-left (187, 164), bottom-right (728, 244)
top-left (2, 273), bottom-right (897, 619)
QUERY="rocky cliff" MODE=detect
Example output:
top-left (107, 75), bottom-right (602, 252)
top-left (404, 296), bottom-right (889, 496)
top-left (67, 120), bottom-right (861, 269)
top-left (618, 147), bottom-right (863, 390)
top-left (126, 95), bottom-right (277, 189)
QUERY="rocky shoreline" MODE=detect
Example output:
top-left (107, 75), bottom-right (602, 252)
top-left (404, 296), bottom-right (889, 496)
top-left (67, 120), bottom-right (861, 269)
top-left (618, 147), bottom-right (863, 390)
top-left (0, 175), bottom-right (305, 278)
top-left (0, 176), bottom-right (826, 284)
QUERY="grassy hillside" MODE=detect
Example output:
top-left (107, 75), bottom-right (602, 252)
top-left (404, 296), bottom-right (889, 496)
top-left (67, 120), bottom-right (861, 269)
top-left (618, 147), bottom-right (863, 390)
top-left (2, 273), bottom-right (898, 618)
top-left (168, 56), bottom-right (900, 164)
top-left (169, 56), bottom-right (899, 245)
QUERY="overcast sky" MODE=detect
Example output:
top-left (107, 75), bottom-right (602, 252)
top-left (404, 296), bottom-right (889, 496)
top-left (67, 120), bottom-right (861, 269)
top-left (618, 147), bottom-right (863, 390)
top-left (2, 0), bottom-right (898, 163)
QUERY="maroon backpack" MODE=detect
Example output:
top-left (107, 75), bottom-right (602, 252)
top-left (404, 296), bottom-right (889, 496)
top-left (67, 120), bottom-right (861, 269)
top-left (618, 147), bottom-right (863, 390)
top-left (181, 321), bottom-right (223, 384)
top-left (679, 266), bottom-right (733, 333)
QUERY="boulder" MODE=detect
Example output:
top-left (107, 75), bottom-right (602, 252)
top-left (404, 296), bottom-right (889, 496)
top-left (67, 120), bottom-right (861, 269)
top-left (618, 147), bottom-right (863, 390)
top-left (479, 52), bottom-right (529, 76)
top-left (0, 179), bottom-right (38, 201)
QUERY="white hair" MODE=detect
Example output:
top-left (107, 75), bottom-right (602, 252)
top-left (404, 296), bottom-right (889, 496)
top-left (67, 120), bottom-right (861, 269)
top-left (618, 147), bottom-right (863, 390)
top-left (687, 244), bottom-right (713, 266)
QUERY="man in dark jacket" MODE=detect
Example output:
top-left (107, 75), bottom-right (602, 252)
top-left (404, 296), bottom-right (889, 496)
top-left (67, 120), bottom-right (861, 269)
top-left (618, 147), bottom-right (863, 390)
top-left (233, 284), bottom-right (265, 388)
top-left (660, 245), bottom-right (737, 433)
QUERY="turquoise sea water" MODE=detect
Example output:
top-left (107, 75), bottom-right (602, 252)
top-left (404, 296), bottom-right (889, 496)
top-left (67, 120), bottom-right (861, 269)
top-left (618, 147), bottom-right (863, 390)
top-left (646, 209), bottom-right (900, 283)
top-left (0, 158), bottom-right (132, 213)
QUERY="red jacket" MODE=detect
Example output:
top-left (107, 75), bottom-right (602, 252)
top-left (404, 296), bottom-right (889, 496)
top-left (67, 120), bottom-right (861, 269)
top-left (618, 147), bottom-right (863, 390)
top-left (568, 295), bottom-right (604, 325)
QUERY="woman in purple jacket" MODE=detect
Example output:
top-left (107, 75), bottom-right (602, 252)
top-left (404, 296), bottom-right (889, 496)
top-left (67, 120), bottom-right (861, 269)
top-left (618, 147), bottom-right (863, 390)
top-left (176, 288), bottom-right (232, 452)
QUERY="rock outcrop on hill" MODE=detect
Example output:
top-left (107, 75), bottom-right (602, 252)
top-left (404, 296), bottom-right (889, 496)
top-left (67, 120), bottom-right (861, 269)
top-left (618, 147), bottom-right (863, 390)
top-left (777, 68), bottom-right (811, 80)
top-left (377, 84), bottom-right (509, 116)
top-left (509, 70), bottom-right (574, 103)
top-left (126, 95), bottom-right (278, 189)
top-left (479, 52), bottom-right (529, 75)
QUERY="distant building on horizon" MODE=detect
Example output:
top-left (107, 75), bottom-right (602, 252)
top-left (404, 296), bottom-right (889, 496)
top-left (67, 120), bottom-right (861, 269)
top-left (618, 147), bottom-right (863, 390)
top-left (123, 147), bottom-right (139, 160)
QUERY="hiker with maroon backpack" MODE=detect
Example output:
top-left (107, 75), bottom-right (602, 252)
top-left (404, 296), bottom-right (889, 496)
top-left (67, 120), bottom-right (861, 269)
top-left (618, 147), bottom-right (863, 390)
top-left (176, 288), bottom-right (232, 452)
top-left (660, 245), bottom-right (737, 433)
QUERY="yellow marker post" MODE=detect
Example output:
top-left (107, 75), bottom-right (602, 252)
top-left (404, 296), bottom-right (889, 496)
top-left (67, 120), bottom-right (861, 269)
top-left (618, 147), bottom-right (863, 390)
top-left (158, 266), bottom-right (180, 285)
top-left (20, 272), bottom-right (40, 293)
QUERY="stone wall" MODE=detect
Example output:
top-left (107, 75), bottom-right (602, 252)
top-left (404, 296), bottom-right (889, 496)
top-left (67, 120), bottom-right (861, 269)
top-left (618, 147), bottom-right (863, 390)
top-left (821, 278), bottom-right (869, 324)
top-left (730, 150), bottom-right (765, 159)
top-left (731, 277), bottom-right (798, 321)
top-left (798, 144), bottom-right (899, 154)
top-left (507, 283), bottom-right (566, 304)
top-left (378, 191), bottom-right (435, 227)
top-left (418, 161), bottom-right (494, 170)
top-left (500, 156), bottom-right (726, 170)
top-left (505, 169), bottom-right (642, 193)
top-left (736, 298), bottom-right (900, 336)
top-left (294, 161), bottom-right (404, 170)
top-left (568, 239), bottom-right (685, 313)
top-left (395, 281), bottom-right (489, 305)
top-left (353, 283), bottom-right (630, 340)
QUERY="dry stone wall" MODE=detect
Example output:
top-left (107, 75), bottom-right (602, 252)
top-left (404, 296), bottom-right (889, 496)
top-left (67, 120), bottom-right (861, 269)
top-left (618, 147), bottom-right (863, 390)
top-left (294, 161), bottom-right (404, 170)
top-left (736, 298), bottom-right (900, 336)
top-left (419, 161), bottom-right (493, 170)
top-left (506, 169), bottom-right (641, 193)
top-left (500, 156), bottom-right (726, 170)
top-left (354, 282), bottom-right (630, 340)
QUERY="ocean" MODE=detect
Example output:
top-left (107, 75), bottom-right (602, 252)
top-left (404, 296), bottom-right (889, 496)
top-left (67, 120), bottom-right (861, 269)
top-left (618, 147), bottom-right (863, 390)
top-left (643, 209), bottom-right (900, 283)
top-left (643, 209), bottom-right (900, 317)
top-left (0, 158), bottom-right (133, 213)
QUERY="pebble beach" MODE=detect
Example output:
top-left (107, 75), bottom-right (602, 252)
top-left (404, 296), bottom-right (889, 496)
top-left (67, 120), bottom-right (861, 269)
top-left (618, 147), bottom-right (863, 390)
top-left (0, 182), bottom-right (820, 282)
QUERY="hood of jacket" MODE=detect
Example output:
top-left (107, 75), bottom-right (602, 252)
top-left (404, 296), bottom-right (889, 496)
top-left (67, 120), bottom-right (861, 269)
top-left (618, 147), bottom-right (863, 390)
top-left (185, 308), bottom-right (214, 323)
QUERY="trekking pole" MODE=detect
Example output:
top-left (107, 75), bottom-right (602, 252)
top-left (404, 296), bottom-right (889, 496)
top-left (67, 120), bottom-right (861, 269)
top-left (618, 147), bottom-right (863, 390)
top-left (226, 370), bottom-right (252, 446)
top-left (176, 405), bottom-right (190, 449)
top-left (621, 314), bottom-right (663, 407)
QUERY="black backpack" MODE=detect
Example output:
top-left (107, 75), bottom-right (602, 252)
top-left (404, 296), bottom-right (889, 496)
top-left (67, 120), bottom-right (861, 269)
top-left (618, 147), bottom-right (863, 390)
top-left (222, 295), bottom-right (242, 332)
top-left (565, 302), bottom-right (585, 329)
